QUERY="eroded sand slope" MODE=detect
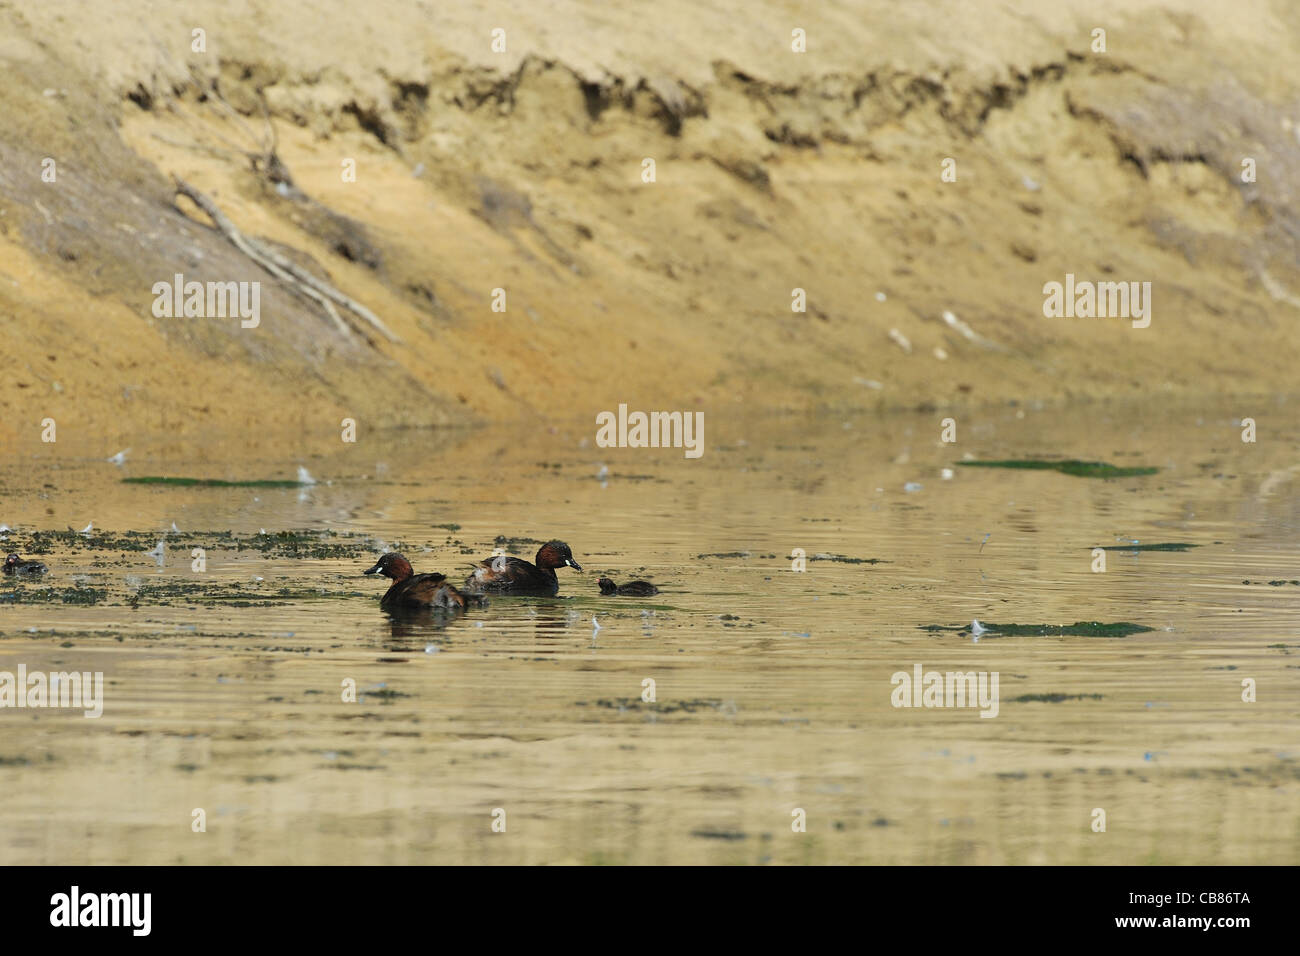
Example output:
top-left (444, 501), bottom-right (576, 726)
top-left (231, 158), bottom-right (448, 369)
top-left (1, 0), bottom-right (1298, 440)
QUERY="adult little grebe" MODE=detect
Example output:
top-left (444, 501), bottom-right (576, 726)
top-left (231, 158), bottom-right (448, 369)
top-left (597, 577), bottom-right (659, 596)
top-left (3, 553), bottom-right (47, 576)
top-left (465, 540), bottom-right (582, 595)
top-left (365, 553), bottom-right (478, 610)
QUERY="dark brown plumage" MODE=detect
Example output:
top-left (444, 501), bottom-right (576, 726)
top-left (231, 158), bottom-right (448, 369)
top-left (464, 540), bottom-right (582, 595)
top-left (3, 553), bottom-right (47, 576)
top-left (365, 553), bottom-right (479, 610)
top-left (597, 577), bottom-right (659, 596)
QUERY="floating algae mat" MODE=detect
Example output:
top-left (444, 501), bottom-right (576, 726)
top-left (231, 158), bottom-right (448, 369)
top-left (1098, 542), bottom-right (1198, 552)
top-left (122, 477), bottom-right (304, 488)
top-left (17, 529), bottom-right (382, 559)
top-left (921, 621), bottom-right (1156, 638)
top-left (0, 586), bottom-right (107, 605)
top-left (957, 459), bottom-right (1158, 478)
top-left (129, 582), bottom-right (356, 606)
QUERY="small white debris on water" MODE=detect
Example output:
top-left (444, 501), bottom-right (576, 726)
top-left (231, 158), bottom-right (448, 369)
top-left (888, 328), bottom-right (912, 353)
top-left (971, 619), bottom-right (988, 643)
top-left (941, 310), bottom-right (979, 342)
top-left (933, 347), bottom-right (948, 360)
top-left (875, 291), bottom-right (887, 302)
top-left (80, 522), bottom-right (93, 535)
top-left (107, 449), bottom-right (130, 465)
top-left (854, 377), bottom-right (883, 389)
top-left (1021, 175), bottom-right (1041, 191)
top-left (297, 466), bottom-right (317, 485)
top-left (941, 468), bottom-right (954, 480)
top-left (904, 482), bottom-right (923, 492)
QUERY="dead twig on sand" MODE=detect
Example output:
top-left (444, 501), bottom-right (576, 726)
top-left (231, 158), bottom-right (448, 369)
top-left (172, 178), bottom-right (399, 343)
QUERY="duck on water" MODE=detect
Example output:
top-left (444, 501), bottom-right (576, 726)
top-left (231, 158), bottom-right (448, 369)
top-left (597, 577), bottom-right (659, 596)
top-left (465, 540), bottom-right (582, 596)
top-left (3, 553), bottom-right (47, 576)
top-left (364, 553), bottom-right (480, 610)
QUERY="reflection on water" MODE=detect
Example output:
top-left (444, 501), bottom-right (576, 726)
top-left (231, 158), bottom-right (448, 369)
top-left (1, 403), bottom-right (1298, 864)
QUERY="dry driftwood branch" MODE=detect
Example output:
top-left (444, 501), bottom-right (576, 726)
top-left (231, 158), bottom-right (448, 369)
top-left (172, 178), bottom-right (400, 343)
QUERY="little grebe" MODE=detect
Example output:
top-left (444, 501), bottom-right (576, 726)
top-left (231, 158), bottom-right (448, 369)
top-left (3, 553), bottom-right (47, 576)
top-left (365, 553), bottom-right (478, 610)
top-left (597, 577), bottom-right (659, 596)
top-left (465, 540), bottom-right (582, 595)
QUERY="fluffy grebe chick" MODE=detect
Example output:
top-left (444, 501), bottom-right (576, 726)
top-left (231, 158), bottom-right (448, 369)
top-left (597, 577), bottom-right (659, 596)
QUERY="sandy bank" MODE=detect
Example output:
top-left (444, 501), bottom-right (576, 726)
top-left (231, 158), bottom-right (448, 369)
top-left (1, 0), bottom-right (1298, 444)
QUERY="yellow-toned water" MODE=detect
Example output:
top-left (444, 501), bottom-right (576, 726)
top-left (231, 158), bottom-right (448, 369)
top-left (1, 402), bottom-right (1297, 863)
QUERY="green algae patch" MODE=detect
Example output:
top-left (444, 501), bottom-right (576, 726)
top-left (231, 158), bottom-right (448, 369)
top-left (546, 594), bottom-right (680, 612)
top-left (131, 582), bottom-right (351, 606)
top-left (921, 621), bottom-right (1155, 638)
top-left (1009, 693), bottom-right (1106, 703)
top-left (1099, 542), bottom-right (1198, 552)
top-left (578, 697), bottom-right (728, 715)
top-left (0, 586), bottom-right (107, 605)
top-left (807, 553), bottom-right (885, 564)
top-left (361, 688), bottom-right (411, 703)
top-left (16, 529), bottom-right (384, 560)
top-left (122, 477), bottom-right (304, 488)
top-left (958, 459), bottom-right (1158, 478)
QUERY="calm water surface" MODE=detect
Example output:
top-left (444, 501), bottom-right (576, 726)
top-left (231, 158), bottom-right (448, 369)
top-left (1, 402), bottom-right (1298, 864)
